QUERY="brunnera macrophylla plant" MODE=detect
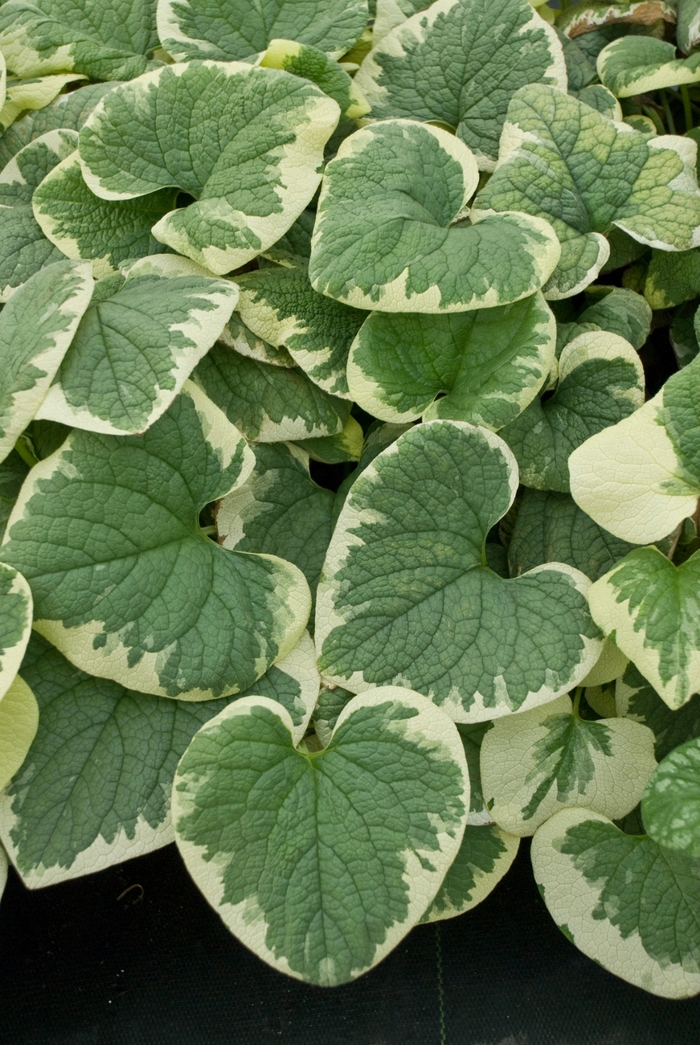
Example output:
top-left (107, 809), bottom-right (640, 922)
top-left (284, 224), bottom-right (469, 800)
top-left (2, 0), bottom-right (700, 999)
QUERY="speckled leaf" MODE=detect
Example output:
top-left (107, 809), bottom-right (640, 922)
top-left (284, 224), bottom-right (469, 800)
top-left (310, 119), bottom-right (560, 313)
top-left (569, 353), bottom-right (700, 543)
top-left (216, 442), bottom-right (335, 603)
top-left (0, 562), bottom-right (33, 703)
top-left (33, 151), bottom-right (178, 278)
top-left (501, 331), bottom-right (644, 492)
top-left (236, 266), bottom-right (366, 398)
top-left (474, 85), bottom-right (700, 299)
top-left (0, 674), bottom-right (38, 792)
top-left (0, 258), bottom-right (93, 463)
top-left (79, 61), bottom-right (340, 275)
top-left (420, 824), bottom-right (519, 923)
top-left (642, 738), bottom-right (700, 857)
top-left (354, 0), bottom-right (566, 171)
top-left (481, 694), bottom-right (656, 836)
top-left (194, 344), bottom-right (350, 442)
top-left (589, 546), bottom-right (700, 710)
top-left (347, 292), bottom-right (555, 428)
top-left (598, 36), bottom-right (700, 96)
top-left (532, 807), bottom-right (700, 999)
top-left (157, 0), bottom-right (368, 63)
top-left (36, 256), bottom-right (238, 435)
top-left (616, 662), bottom-right (700, 760)
top-left (0, 631), bottom-right (318, 887)
top-left (0, 127), bottom-right (77, 207)
top-left (1, 382), bottom-right (311, 699)
top-left (316, 420), bottom-right (602, 722)
top-left (0, 0), bottom-right (158, 81)
top-left (172, 687), bottom-right (469, 985)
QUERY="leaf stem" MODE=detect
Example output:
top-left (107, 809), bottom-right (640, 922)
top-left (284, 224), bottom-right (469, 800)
top-left (13, 435), bottom-right (38, 468)
top-left (572, 687), bottom-right (583, 719)
top-left (667, 520), bottom-right (685, 562)
top-left (681, 85), bottom-right (694, 132)
top-left (661, 89), bottom-right (676, 135)
top-left (200, 524), bottom-right (218, 537)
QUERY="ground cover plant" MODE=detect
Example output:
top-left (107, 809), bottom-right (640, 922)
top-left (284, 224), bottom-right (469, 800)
top-left (1, 0), bottom-right (700, 998)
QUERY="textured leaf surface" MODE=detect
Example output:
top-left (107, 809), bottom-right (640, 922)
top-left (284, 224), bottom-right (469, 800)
top-left (474, 85), bottom-right (700, 299)
top-left (481, 695), bottom-right (656, 835)
top-left (532, 807), bottom-right (700, 999)
top-left (294, 416), bottom-right (363, 464)
top-left (0, 561), bottom-right (33, 703)
top-left (598, 36), bottom-right (700, 96)
top-left (219, 314), bottom-right (295, 368)
top-left (194, 344), bottom-right (350, 442)
top-left (645, 248), bottom-right (700, 309)
top-left (216, 442), bottom-right (335, 603)
top-left (1, 382), bottom-right (311, 699)
top-left (347, 292), bottom-right (555, 428)
top-left (260, 40), bottom-right (370, 120)
top-left (0, 674), bottom-right (38, 792)
top-left (236, 266), bottom-right (365, 398)
top-left (421, 823), bottom-right (519, 923)
top-left (501, 331), bottom-right (644, 492)
top-left (589, 546), bottom-right (700, 711)
top-left (0, 0), bottom-right (158, 81)
top-left (569, 354), bottom-right (700, 543)
top-left (0, 258), bottom-right (93, 463)
top-left (616, 662), bottom-right (700, 760)
top-left (79, 61), bottom-right (340, 274)
top-left (0, 631), bottom-right (318, 886)
top-left (574, 287), bottom-right (651, 351)
top-left (642, 738), bottom-right (700, 857)
top-left (157, 0), bottom-right (368, 62)
top-left (354, 0), bottom-right (566, 170)
top-left (0, 453), bottom-right (29, 543)
top-left (0, 72), bottom-right (84, 132)
top-left (36, 256), bottom-right (238, 435)
top-left (172, 687), bottom-right (469, 985)
top-left (310, 119), bottom-right (560, 313)
top-left (316, 420), bottom-right (601, 721)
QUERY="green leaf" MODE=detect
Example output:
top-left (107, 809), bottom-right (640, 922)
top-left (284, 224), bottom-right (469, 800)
top-left (260, 40), bottom-right (370, 120)
top-left (33, 150), bottom-right (178, 278)
top-left (678, 0), bottom-right (700, 54)
top-left (236, 265), bottom-right (366, 398)
top-left (79, 61), bottom-right (340, 275)
top-left (617, 661), bottom-right (700, 760)
top-left (1, 382), bottom-right (311, 699)
top-left (354, 0), bottom-right (566, 171)
top-left (0, 631), bottom-right (318, 886)
top-left (557, 2), bottom-right (677, 39)
top-left (172, 687), bottom-right (469, 985)
top-left (0, 72), bottom-right (85, 132)
top-left (216, 442), bottom-right (335, 604)
top-left (474, 85), bottom-right (700, 300)
top-left (481, 694), bottom-right (656, 835)
top-left (573, 83), bottom-right (622, 120)
top-left (642, 738), bottom-right (700, 857)
top-left (0, 258), bottom-right (93, 464)
top-left (0, 127), bottom-right (77, 207)
top-left (259, 209), bottom-right (314, 270)
top-left (316, 420), bottom-right (602, 721)
top-left (532, 807), bottom-right (700, 999)
top-left (0, 0), bottom-right (158, 81)
top-left (671, 300), bottom-right (699, 368)
top-left (194, 343), bottom-right (351, 442)
top-left (589, 546), bottom-right (700, 710)
top-left (501, 330), bottom-right (644, 492)
top-left (645, 248), bottom-right (700, 310)
top-left (508, 489), bottom-right (638, 582)
top-left (598, 36), bottom-right (700, 96)
top-left (347, 292), bottom-right (556, 429)
top-left (157, 0), bottom-right (368, 63)
top-left (0, 561), bottom-right (33, 703)
top-left (36, 255), bottom-right (239, 435)
top-left (576, 287), bottom-right (652, 351)
top-left (0, 452), bottom-right (29, 543)
top-left (311, 683), bottom-right (355, 747)
top-left (569, 353), bottom-right (700, 543)
top-left (420, 823), bottom-right (519, 923)
top-left (309, 119), bottom-right (561, 313)
top-left (294, 415), bottom-right (364, 464)
top-left (0, 673), bottom-right (38, 792)
top-left (219, 314), bottom-right (295, 368)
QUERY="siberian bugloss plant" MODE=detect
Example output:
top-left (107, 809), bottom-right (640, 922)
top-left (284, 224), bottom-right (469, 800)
top-left (1, 0), bottom-right (700, 998)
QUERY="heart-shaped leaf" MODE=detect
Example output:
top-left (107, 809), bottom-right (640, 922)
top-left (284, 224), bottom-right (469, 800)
top-left (172, 686), bottom-right (469, 985)
top-left (616, 661), bottom-right (700, 760)
top-left (346, 292), bottom-right (555, 428)
top-left (642, 738), bottom-right (700, 857)
top-left (0, 562), bottom-right (33, 703)
top-left (420, 823), bottom-right (519, 923)
top-left (481, 694), bottom-right (656, 836)
top-left (36, 255), bottom-right (239, 435)
top-left (157, 0), bottom-right (368, 63)
top-left (0, 258), bottom-right (93, 463)
top-left (354, 0), bottom-right (566, 170)
top-left (598, 36), bottom-right (700, 96)
top-left (1, 381), bottom-right (311, 699)
top-left (309, 119), bottom-right (561, 313)
top-left (532, 807), bottom-right (700, 999)
top-left (79, 61), bottom-right (340, 275)
top-left (589, 546), bottom-right (700, 710)
top-left (315, 419), bottom-right (602, 721)
top-left (474, 85), bottom-right (700, 299)
top-left (569, 354), bottom-right (700, 543)
top-left (0, 631), bottom-right (318, 886)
